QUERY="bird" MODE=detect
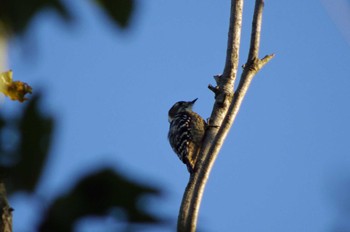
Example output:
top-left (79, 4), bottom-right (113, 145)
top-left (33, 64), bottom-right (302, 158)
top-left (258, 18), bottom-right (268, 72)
top-left (168, 98), bottom-right (206, 173)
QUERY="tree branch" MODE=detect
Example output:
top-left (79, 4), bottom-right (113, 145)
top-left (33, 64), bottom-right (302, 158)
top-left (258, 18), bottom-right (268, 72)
top-left (0, 182), bottom-right (12, 232)
top-left (177, 0), bottom-right (244, 231)
top-left (222, 0), bottom-right (244, 86)
top-left (248, 0), bottom-right (264, 61)
top-left (177, 0), bottom-right (274, 231)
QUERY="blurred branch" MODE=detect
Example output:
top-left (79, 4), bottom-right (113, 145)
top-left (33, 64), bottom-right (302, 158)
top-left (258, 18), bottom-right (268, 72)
top-left (177, 0), bottom-right (274, 231)
top-left (0, 182), bottom-right (12, 232)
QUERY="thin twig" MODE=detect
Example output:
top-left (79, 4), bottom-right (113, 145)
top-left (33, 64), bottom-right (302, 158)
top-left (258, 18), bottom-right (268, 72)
top-left (222, 0), bottom-right (244, 85)
top-left (248, 0), bottom-right (264, 61)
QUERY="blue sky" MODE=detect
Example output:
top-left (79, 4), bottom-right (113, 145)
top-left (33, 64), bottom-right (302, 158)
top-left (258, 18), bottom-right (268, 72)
top-left (5, 0), bottom-right (350, 231)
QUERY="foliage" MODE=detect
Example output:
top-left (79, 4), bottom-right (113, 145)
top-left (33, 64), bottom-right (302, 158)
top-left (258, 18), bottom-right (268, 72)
top-left (0, 0), bottom-right (70, 36)
top-left (0, 1), bottom-right (165, 231)
top-left (0, 0), bottom-right (134, 36)
top-left (0, 95), bottom-right (163, 231)
top-left (94, 0), bottom-right (134, 28)
top-left (39, 169), bottom-right (161, 232)
top-left (2, 94), bottom-right (51, 193)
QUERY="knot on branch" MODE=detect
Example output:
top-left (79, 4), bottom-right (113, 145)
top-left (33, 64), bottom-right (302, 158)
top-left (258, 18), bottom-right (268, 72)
top-left (208, 86), bottom-right (232, 108)
top-left (242, 57), bottom-right (259, 72)
top-left (208, 84), bottom-right (219, 96)
top-left (208, 74), bottom-right (234, 107)
top-left (208, 74), bottom-right (224, 94)
top-left (208, 74), bottom-right (222, 101)
top-left (208, 84), bottom-right (225, 106)
top-left (242, 54), bottom-right (275, 73)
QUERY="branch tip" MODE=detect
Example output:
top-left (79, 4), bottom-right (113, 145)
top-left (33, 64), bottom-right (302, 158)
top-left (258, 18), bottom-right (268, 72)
top-left (258, 53), bottom-right (275, 69)
top-left (262, 53), bottom-right (275, 61)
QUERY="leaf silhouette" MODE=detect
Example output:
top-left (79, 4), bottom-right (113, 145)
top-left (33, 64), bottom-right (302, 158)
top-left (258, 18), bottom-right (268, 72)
top-left (39, 168), bottom-right (163, 232)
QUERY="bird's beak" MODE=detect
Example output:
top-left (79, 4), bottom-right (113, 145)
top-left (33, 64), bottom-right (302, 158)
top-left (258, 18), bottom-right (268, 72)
top-left (191, 98), bottom-right (198, 104)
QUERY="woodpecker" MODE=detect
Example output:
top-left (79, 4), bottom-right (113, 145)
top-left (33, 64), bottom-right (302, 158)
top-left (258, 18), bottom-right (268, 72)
top-left (168, 98), bottom-right (206, 173)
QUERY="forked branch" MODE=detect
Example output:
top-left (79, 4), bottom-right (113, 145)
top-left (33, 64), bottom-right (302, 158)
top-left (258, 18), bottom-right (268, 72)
top-left (177, 0), bottom-right (274, 231)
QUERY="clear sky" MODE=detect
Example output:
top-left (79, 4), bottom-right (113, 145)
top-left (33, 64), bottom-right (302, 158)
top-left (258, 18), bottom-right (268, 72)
top-left (5, 0), bottom-right (350, 231)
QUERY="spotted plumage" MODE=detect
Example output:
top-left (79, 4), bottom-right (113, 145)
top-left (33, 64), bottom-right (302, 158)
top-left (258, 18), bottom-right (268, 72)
top-left (168, 99), bottom-right (206, 173)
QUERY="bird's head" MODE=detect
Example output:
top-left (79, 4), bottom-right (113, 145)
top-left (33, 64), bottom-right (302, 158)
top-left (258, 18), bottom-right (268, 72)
top-left (168, 98), bottom-right (198, 123)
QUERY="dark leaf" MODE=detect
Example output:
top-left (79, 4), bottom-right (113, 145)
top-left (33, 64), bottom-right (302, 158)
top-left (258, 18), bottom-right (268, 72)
top-left (0, 0), bottom-right (71, 36)
top-left (39, 168), bottom-right (162, 232)
top-left (0, 115), bottom-right (7, 180)
top-left (0, 114), bottom-right (4, 156)
top-left (93, 0), bottom-right (134, 28)
top-left (10, 93), bottom-right (54, 192)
